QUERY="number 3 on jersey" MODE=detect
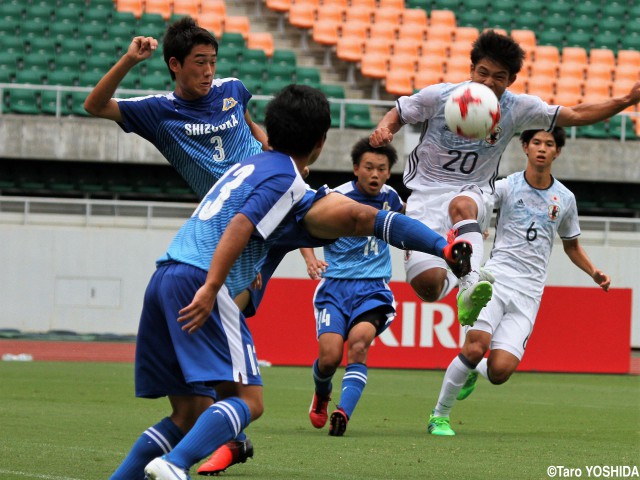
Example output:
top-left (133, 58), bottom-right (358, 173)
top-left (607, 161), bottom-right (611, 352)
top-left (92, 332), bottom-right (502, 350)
top-left (195, 164), bottom-right (255, 220)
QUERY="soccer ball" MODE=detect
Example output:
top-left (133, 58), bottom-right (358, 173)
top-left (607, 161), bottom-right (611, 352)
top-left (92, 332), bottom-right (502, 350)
top-left (444, 83), bottom-right (501, 139)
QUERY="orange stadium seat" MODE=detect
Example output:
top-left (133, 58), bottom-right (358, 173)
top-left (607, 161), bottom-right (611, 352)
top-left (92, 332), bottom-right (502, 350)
top-left (144, 0), bottom-right (172, 19)
top-left (116, 0), bottom-right (143, 18)
top-left (554, 77), bottom-right (583, 105)
top-left (417, 53), bottom-right (446, 76)
top-left (526, 75), bottom-right (554, 103)
top-left (344, 6), bottom-right (373, 23)
top-left (510, 29), bottom-right (536, 56)
top-left (322, 0), bottom-right (348, 7)
top-left (247, 32), bottom-right (274, 57)
top-left (426, 24), bottom-right (455, 43)
top-left (388, 53), bottom-right (417, 74)
top-left (362, 36), bottom-right (393, 58)
top-left (224, 16), bottom-right (251, 40)
top-left (585, 63), bottom-right (613, 83)
top-left (562, 46), bottom-right (588, 65)
top-left (393, 37), bottom-right (422, 57)
top-left (421, 39), bottom-right (449, 59)
top-left (397, 23), bottom-right (427, 43)
top-left (312, 18), bottom-right (340, 46)
top-left (199, 12), bottom-right (224, 36)
top-left (529, 59), bottom-right (559, 79)
top-left (385, 69), bottom-right (414, 95)
top-left (582, 81), bottom-right (612, 102)
top-left (614, 64), bottom-right (639, 83)
top-left (448, 40), bottom-right (473, 58)
top-left (374, 6), bottom-right (402, 25)
top-left (350, 0), bottom-right (376, 7)
top-left (368, 21), bottom-right (398, 44)
top-left (413, 69), bottom-right (444, 90)
top-left (379, 0), bottom-right (405, 8)
top-left (288, 2), bottom-right (316, 29)
top-left (617, 50), bottom-right (640, 69)
top-left (265, 0), bottom-right (291, 13)
top-left (508, 78), bottom-right (526, 94)
top-left (557, 61), bottom-right (586, 82)
top-left (340, 20), bottom-right (369, 41)
top-left (401, 8), bottom-right (428, 28)
top-left (201, 1), bottom-right (226, 16)
top-left (533, 45), bottom-right (560, 64)
top-left (454, 27), bottom-right (479, 44)
top-left (173, 0), bottom-right (201, 17)
top-left (336, 35), bottom-right (365, 63)
top-left (589, 48), bottom-right (615, 69)
top-left (430, 10), bottom-right (456, 29)
top-left (360, 51), bottom-right (388, 79)
top-left (444, 56), bottom-right (471, 82)
top-left (315, 4), bottom-right (344, 23)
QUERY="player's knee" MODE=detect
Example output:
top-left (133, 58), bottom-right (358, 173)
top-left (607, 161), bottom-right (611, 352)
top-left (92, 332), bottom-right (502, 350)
top-left (318, 352), bottom-right (341, 373)
top-left (347, 339), bottom-right (370, 361)
top-left (449, 196), bottom-right (477, 223)
top-left (410, 277), bottom-right (441, 302)
top-left (461, 342), bottom-right (486, 365)
top-left (246, 398), bottom-right (264, 421)
top-left (487, 367), bottom-right (514, 385)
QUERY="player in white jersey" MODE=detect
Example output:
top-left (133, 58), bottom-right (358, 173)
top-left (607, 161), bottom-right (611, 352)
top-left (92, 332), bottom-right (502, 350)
top-left (369, 29), bottom-right (639, 327)
top-left (302, 138), bottom-right (404, 437)
top-left (84, 16), bottom-right (268, 199)
top-left (141, 85), bottom-right (474, 480)
top-left (427, 127), bottom-right (611, 436)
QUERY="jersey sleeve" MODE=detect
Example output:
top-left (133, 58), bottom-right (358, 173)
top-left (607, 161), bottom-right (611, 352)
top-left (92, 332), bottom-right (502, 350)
top-left (492, 177), bottom-right (509, 209)
top-left (513, 94), bottom-right (561, 132)
top-left (558, 193), bottom-right (581, 239)
top-left (235, 79), bottom-right (253, 114)
top-left (397, 83), bottom-right (445, 125)
top-left (116, 95), bottom-right (161, 142)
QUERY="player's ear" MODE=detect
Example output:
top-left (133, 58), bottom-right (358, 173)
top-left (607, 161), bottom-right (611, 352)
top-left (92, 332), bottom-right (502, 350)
top-left (507, 74), bottom-right (517, 87)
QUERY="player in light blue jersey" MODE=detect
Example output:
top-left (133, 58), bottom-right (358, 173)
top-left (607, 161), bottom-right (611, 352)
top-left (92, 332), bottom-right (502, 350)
top-left (302, 138), bottom-right (404, 437)
top-left (84, 16), bottom-right (268, 199)
top-left (427, 128), bottom-right (611, 436)
top-left (370, 30), bottom-right (639, 328)
top-left (140, 85), bottom-right (474, 480)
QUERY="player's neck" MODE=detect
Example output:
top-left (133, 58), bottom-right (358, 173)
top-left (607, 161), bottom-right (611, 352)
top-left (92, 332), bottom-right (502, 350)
top-left (524, 169), bottom-right (553, 190)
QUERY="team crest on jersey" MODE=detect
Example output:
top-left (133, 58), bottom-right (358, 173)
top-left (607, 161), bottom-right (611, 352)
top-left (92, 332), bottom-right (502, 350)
top-left (485, 125), bottom-right (502, 145)
top-left (548, 204), bottom-right (560, 221)
top-left (222, 97), bottom-right (238, 111)
top-left (383, 201), bottom-right (390, 211)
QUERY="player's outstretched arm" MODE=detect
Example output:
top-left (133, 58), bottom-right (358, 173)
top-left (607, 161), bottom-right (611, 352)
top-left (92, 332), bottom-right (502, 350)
top-left (299, 248), bottom-right (327, 279)
top-left (178, 213), bottom-right (255, 333)
top-left (562, 238), bottom-right (611, 292)
top-left (369, 108), bottom-right (402, 147)
top-left (556, 80), bottom-right (640, 127)
top-left (84, 36), bottom-right (158, 121)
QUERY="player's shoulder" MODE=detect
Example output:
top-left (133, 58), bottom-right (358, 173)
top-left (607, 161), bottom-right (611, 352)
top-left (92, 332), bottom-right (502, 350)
top-left (334, 181), bottom-right (356, 195)
top-left (551, 177), bottom-right (576, 201)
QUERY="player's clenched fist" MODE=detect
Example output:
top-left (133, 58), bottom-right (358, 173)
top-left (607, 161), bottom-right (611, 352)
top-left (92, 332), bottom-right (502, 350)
top-left (369, 127), bottom-right (393, 147)
top-left (127, 36), bottom-right (158, 62)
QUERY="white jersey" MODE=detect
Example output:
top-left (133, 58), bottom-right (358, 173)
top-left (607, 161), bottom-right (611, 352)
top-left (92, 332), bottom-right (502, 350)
top-left (398, 82), bottom-right (561, 193)
top-left (485, 171), bottom-right (581, 298)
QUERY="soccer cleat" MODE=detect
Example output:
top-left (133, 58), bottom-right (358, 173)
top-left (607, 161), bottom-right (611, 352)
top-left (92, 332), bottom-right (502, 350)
top-left (457, 371), bottom-right (479, 401)
top-left (144, 456), bottom-right (190, 480)
top-left (328, 408), bottom-right (349, 437)
top-left (442, 239), bottom-right (473, 278)
top-left (197, 440), bottom-right (253, 476)
top-left (457, 280), bottom-right (492, 326)
top-left (309, 392), bottom-right (331, 428)
top-left (478, 267), bottom-right (495, 284)
top-left (427, 411), bottom-right (456, 436)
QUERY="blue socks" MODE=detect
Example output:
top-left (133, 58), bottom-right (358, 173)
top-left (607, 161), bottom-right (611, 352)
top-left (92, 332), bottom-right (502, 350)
top-left (312, 358), bottom-right (334, 397)
top-left (338, 363), bottom-right (368, 419)
top-left (374, 210), bottom-right (447, 257)
top-left (166, 398), bottom-right (251, 470)
top-left (110, 417), bottom-right (184, 480)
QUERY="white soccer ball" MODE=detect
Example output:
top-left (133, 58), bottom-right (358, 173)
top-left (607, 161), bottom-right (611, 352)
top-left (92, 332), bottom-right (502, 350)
top-left (444, 82), bottom-right (501, 139)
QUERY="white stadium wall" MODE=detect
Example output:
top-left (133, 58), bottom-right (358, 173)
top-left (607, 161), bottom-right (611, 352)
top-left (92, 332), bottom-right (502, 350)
top-left (0, 212), bottom-right (638, 349)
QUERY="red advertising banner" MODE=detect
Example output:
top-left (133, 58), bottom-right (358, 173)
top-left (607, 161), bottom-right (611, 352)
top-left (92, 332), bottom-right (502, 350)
top-left (250, 279), bottom-right (632, 374)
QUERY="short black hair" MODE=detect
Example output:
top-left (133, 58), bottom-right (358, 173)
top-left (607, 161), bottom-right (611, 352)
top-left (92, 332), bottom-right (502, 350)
top-left (470, 29), bottom-right (525, 76)
top-left (519, 127), bottom-right (566, 149)
top-left (264, 84), bottom-right (331, 157)
top-left (351, 137), bottom-right (398, 168)
top-left (163, 16), bottom-right (218, 80)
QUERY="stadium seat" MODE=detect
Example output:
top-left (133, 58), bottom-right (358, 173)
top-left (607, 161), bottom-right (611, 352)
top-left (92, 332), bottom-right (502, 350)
top-left (323, 0), bottom-right (348, 7)
top-left (564, 30), bottom-right (592, 49)
top-left (220, 32), bottom-right (246, 50)
top-left (512, 13), bottom-right (539, 31)
top-left (582, 81), bottom-right (612, 102)
top-left (608, 115), bottom-right (637, 141)
top-left (562, 47), bottom-right (588, 65)
top-left (576, 122), bottom-right (609, 139)
top-left (487, 10), bottom-right (514, 30)
top-left (14, 69), bottom-right (46, 85)
top-left (617, 50), bottom-right (640, 69)
top-left (198, 13), bottom-right (224, 37)
top-left (78, 71), bottom-right (104, 87)
top-left (456, 9), bottom-right (484, 29)
top-left (261, 78), bottom-right (290, 95)
top-left (362, 37), bottom-right (393, 59)
top-left (336, 35), bottom-right (365, 65)
top-left (345, 104), bottom-right (376, 129)
top-left (247, 32), bottom-right (274, 57)
top-left (557, 61), bottom-right (585, 83)
top-left (545, 0), bottom-right (572, 16)
top-left (295, 66), bottom-right (321, 86)
top-left (224, 16), bottom-right (251, 41)
top-left (429, 10), bottom-right (456, 29)
top-left (7, 89), bottom-right (40, 115)
top-left (584, 64), bottom-right (613, 84)
top-left (237, 63), bottom-right (266, 83)
top-left (413, 68), bottom-right (444, 90)
top-left (340, 20), bottom-right (369, 44)
top-left (266, 63), bottom-right (296, 82)
top-left (266, 0), bottom-right (292, 13)
top-left (573, 1), bottom-right (600, 17)
top-left (421, 39), bottom-right (449, 60)
top-left (614, 64), bottom-right (639, 84)
top-left (374, 7), bottom-right (402, 25)
top-left (554, 77), bottom-right (582, 106)
top-left (27, 38), bottom-right (56, 57)
top-left (19, 18), bottom-right (49, 39)
top-left (368, 22), bottom-right (398, 45)
top-left (173, 0), bottom-right (201, 17)
top-left (312, 19), bottom-right (341, 46)
top-left (432, 0), bottom-right (459, 8)
top-left (398, 23), bottom-right (427, 43)
top-left (315, 4), bottom-right (344, 23)
top-left (448, 40), bottom-right (473, 59)
top-left (537, 29), bottom-right (565, 47)
top-left (393, 37), bottom-right (422, 57)
top-left (379, 0), bottom-right (405, 8)
top-left (589, 49), bottom-right (615, 70)
top-left (510, 30), bottom-right (536, 57)
top-left (243, 48), bottom-right (268, 66)
top-left (529, 60), bottom-right (559, 79)
top-left (350, 0), bottom-right (376, 7)
top-left (116, 0), bottom-right (144, 18)
top-left (454, 27), bottom-right (479, 44)
top-left (444, 57), bottom-right (471, 83)
top-left (139, 72), bottom-right (169, 91)
top-left (517, 0), bottom-right (543, 14)
top-left (416, 54), bottom-right (445, 77)
top-left (271, 49), bottom-right (297, 67)
top-left (47, 70), bottom-right (77, 86)
top-left (288, 2), bottom-right (316, 30)
top-left (508, 78), bottom-right (526, 94)
top-left (620, 34), bottom-right (640, 51)
top-left (401, 8), bottom-right (428, 29)
top-left (544, 13), bottom-right (569, 32)
top-left (318, 83), bottom-right (346, 98)
top-left (526, 75), bottom-right (554, 103)
top-left (201, 0), bottom-right (227, 16)
top-left (592, 32), bottom-right (619, 52)
top-left (329, 101), bottom-right (343, 128)
top-left (137, 13), bottom-right (167, 37)
top-left (385, 69), bottom-right (414, 96)
top-left (1, 36), bottom-right (24, 55)
top-left (343, 6), bottom-right (373, 23)
top-left (533, 45), bottom-right (560, 64)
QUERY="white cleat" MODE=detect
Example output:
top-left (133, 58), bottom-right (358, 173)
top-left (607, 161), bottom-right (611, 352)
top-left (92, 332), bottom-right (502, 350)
top-left (144, 457), bottom-right (190, 480)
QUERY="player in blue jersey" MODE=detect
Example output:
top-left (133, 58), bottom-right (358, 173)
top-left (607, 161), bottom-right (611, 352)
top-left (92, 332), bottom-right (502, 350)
top-left (139, 85), bottom-right (474, 480)
top-left (302, 138), bottom-right (404, 436)
top-left (84, 16), bottom-right (268, 198)
top-left (370, 30), bottom-right (639, 328)
top-left (427, 127), bottom-right (611, 436)
top-left (84, 17), bottom-right (271, 479)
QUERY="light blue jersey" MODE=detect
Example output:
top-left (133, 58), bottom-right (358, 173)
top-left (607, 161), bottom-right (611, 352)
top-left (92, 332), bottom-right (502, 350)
top-left (158, 151), bottom-right (308, 298)
top-left (323, 181), bottom-right (403, 281)
top-left (487, 171), bottom-right (580, 298)
top-left (116, 77), bottom-right (262, 198)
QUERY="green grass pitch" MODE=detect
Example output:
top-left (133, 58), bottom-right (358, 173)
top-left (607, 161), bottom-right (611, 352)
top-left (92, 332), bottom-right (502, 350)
top-left (0, 362), bottom-right (638, 479)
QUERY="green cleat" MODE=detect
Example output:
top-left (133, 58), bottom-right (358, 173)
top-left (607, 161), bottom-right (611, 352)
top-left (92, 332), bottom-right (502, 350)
top-left (427, 411), bottom-right (456, 436)
top-left (457, 281), bottom-right (493, 326)
top-left (457, 371), bottom-right (479, 401)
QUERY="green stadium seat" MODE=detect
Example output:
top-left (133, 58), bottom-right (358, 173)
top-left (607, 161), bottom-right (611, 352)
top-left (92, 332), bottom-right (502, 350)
top-left (119, 71), bottom-right (140, 90)
top-left (0, 67), bottom-right (13, 84)
top-left (564, 30), bottom-right (592, 49)
top-left (90, 39), bottom-right (118, 58)
top-left (0, 51), bottom-right (20, 70)
top-left (27, 37), bottom-right (57, 57)
top-left (242, 48), bottom-right (268, 65)
top-left (608, 115), bottom-right (637, 140)
top-left (432, 0), bottom-right (460, 9)
top-left (261, 78), bottom-right (290, 95)
top-left (537, 29), bottom-right (565, 47)
top-left (0, 3), bottom-right (24, 19)
top-left (250, 98), bottom-right (270, 124)
top-left (237, 63), bottom-right (266, 83)
top-left (517, 0), bottom-right (543, 14)
top-left (0, 18), bottom-right (18, 37)
top-left (7, 89), bottom-right (40, 115)
top-left (19, 18), bottom-right (49, 38)
top-left (49, 21), bottom-right (78, 41)
top-left (544, 14), bottom-right (569, 32)
top-left (573, 1), bottom-right (600, 17)
top-left (111, 10), bottom-right (138, 28)
top-left (55, 53), bottom-right (86, 73)
top-left (85, 55), bottom-right (115, 73)
top-left (55, 5), bottom-right (85, 23)
top-left (266, 63), bottom-right (296, 82)
top-left (0, 36), bottom-right (24, 55)
top-left (456, 9), bottom-right (484, 29)
top-left (78, 71), bottom-right (104, 87)
top-left (137, 13), bottom-right (167, 37)
top-left (58, 38), bottom-right (89, 57)
top-left (68, 91), bottom-right (90, 117)
top-left (295, 66), bottom-right (321, 85)
top-left (512, 13), bottom-right (539, 31)
top-left (214, 60), bottom-right (235, 79)
top-left (78, 23), bottom-right (107, 41)
top-left (604, 2), bottom-right (627, 19)
top-left (330, 102), bottom-right (342, 128)
top-left (220, 32), bottom-right (246, 50)
top-left (576, 121), bottom-right (609, 139)
top-left (84, 6), bottom-right (113, 24)
top-left (620, 34), bottom-right (640, 51)
top-left (599, 17), bottom-right (624, 35)
top-left (218, 45), bottom-right (245, 63)
top-left (139, 72), bottom-right (169, 91)
top-left (241, 78), bottom-right (261, 94)
top-left (25, 4), bottom-right (54, 22)
top-left (319, 83), bottom-right (346, 99)
top-left (14, 69), bottom-right (46, 84)
top-left (345, 104), bottom-right (376, 129)
top-left (143, 55), bottom-right (167, 75)
top-left (20, 53), bottom-right (53, 72)
top-left (592, 32), bottom-right (619, 52)
top-left (405, 0), bottom-right (429, 9)
top-left (486, 10), bottom-right (513, 30)
top-left (271, 49), bottom-right (297, 67)
top-left (545, 0), bottom-right (572, 16)
top-left (624, 21), bottom-right (640, 36)
top-left (47, 70), bottom-right (77, 86)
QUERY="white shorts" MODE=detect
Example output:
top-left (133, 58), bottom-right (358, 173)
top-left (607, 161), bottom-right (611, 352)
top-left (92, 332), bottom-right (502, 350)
top-left (466, 281), bottom-right (540, 360)
top-left (404, 184), bottom-right (494, 282)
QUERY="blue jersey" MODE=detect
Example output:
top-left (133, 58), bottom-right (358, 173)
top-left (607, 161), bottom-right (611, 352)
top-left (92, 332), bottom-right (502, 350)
top-left (323, 181), bottom-right (403, 281)
top-left (116, 78), bottom-right (263, 198)
top-left (158, 151), bottom-right (308, 298)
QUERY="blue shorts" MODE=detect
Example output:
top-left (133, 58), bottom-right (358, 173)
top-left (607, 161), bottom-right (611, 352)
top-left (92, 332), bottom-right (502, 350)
top-left (313, 278), bottom-right (396, 339)
top-left (135, 262), bottom-right (262, 399)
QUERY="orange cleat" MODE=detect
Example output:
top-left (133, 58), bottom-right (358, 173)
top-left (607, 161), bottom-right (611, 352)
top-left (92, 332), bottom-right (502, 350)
top-left (308, 392), bottom-right (331, 428)
top-left (197, 439), bottom-right (253, 476)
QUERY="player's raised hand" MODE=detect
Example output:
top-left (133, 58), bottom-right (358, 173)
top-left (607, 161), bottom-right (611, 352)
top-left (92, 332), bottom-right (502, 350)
top-left (592, 269), bottom-right (611, 292)
top-left (306, 258), bottom-right (328, 280)
top-left (369, 127), bottom-right (393, 148)
top-left (126, 36), bottom-right (158, 63)
top-left (178, 284), bottom-right (219, 333)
